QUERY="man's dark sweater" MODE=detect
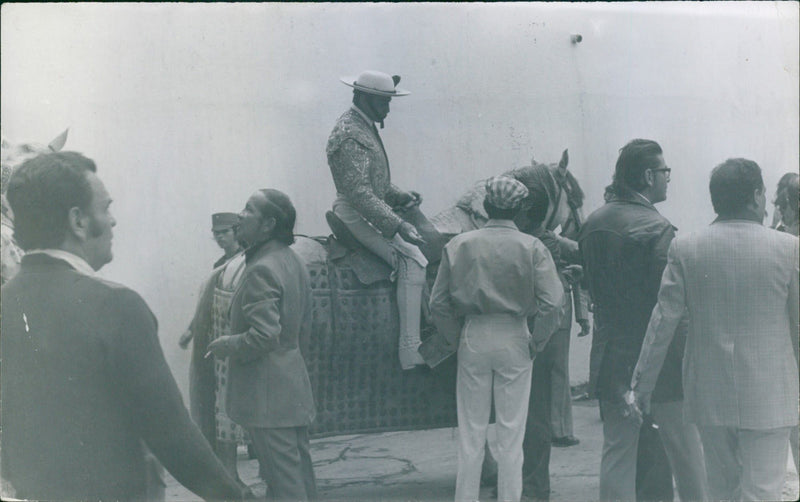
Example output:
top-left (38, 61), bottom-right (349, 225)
top-left (0, 254), bottom-right (241, 501)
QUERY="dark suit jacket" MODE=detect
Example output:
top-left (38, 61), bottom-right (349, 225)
top-left (579, 195), bottom-right (686, 404)
top-left (0, 254), bottom-right (241, 502)
top-left (225, 239), bottom-right (316, 429)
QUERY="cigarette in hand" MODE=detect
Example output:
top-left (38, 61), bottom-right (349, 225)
top-left (204, 351), bottom-right (213, 359)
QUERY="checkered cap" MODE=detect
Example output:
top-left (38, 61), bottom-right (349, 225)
top-left (484, 176), bottom-right (529, 209)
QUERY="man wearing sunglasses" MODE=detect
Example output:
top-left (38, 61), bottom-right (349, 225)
top-left (579, 139), bottom-right (707, 502)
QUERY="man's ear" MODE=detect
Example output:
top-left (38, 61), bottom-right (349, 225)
top-left (260, 216), bottom-right (277, 235)
top-left (748, 187), bottom-right (759, 205)
top-left (643, 169), bottom-right (655, 187)
top-left (67, 206), bottom-right (89, 241)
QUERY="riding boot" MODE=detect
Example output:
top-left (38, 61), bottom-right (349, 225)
top-left (396, 256), bottom-right (426, 369)
top-left (216, 440), bottom-right (253, 496)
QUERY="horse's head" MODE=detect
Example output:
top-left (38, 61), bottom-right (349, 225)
top-left (507, 149), bottom-right (585, 237)
top-left (1, 129), bottom-right (69, 217)
top-left (432, 148), bottom-right (585, 240)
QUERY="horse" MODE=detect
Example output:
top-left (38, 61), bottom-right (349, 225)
top-left (429, 149), bottom-right (584, 243)
top-left (1, 129), bottom-right (69, 285)
top-left (294, 148), bottom-right (588, 437)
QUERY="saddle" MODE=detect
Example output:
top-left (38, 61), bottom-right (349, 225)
top-left (324, 211), bottom-right (393, 286)
top-left (324, 207), bottom-right (448, 284)
top-left (325, 209), bottom-right (455, 368)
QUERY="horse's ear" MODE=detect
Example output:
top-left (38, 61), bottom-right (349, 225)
top-left (558, 149), bottom-right (569, 171)
top-left (48, 128), bottom-right (69, 152)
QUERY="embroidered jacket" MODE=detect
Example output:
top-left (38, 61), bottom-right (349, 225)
top-left (326, 106), bottom-right (405, 237)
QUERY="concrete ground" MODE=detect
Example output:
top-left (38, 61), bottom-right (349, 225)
top-left (165, 397), bottom-right (799, 501)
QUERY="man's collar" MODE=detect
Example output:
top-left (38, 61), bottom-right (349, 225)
top-left (244, 238), bottom-right (283, 262)
top-left (350, 105), bottom-right (375, 126)
top-left (713, 214), bottom-right (764, 225)
top-left (484, 219), bottom-right (520, 230)
top-left (632, 191), bottom-right (654, 206)
top-left (26, 249), bottom-right (95, 276)
top-left (611, 192), bottom-right (658, 211)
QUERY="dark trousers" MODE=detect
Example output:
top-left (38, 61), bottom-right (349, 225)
top-left (636, 417), bottom-right (674, 501)
top-left (521, 337), bottom-right (556, 500)
top-left (249, 426), bottom-right (317, 501)
top-left (598, 397), bottom-right (674, 502)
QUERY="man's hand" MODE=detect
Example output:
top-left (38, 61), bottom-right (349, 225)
top-left (206, 334), bottom-right (236, 359)
top-left (178, 329), bottom-right (193, 349)
top-left (577, 318), bottom-right (591, 337)
top-left (562, 264), bottom-right (583, 284)
top-left (561, 237), bottom-right (579, 255)
top-left (528, 337), bottom-right (539, 361)
top-left (393, 190), bottom-right (422, 213)
top-left (398, 221), bottom-right (426, 246)
top-left (635, 390), bottom-right (652, 415)
top-left (623, 389), bottom-right (644, 426)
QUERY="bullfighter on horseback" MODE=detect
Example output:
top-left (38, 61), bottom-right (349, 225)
top-left (326, 70), bottom-right (435, 370)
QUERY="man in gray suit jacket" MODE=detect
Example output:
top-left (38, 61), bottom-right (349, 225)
top-left (630, 158), bottom-right (800, 501)
top-left (207, 188), bottom-right (317, 501)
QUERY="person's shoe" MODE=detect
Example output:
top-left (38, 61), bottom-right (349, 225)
top-left (551, 435), bottom-right (580, 447)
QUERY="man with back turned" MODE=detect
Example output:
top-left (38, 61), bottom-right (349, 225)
top-left (0, 151), bottom-right (243, 501)
top-left (631, 158), bottom-right (799, 501)
top-left (579, 139), bottom-right (707, 501)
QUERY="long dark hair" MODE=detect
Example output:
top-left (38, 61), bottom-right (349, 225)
top-left (257, 188), bottom-right (296, 245)
top-left (605, 139), bottom-right (663, 200)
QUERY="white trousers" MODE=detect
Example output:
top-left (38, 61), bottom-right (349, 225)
top-left (455, 314), bottom-right (533, 502)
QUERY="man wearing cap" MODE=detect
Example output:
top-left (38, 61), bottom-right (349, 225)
top-left (430, 176), bottom-right (563, 502)
top-left (179, 212), bottom-right (250, 493)
top-left (212, 212), bottom-right (243, 269)
top-left (327, 70), bottom-right (430, 369)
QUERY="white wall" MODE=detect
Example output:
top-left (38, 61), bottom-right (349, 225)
top-left (2, 2), bottom-right (797, 395)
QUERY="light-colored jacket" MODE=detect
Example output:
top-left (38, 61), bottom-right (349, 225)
top-left (632, 220), bottom-right (799, 429)
top-left (225, 239), bottom-right (316, 428)
top-left (429, 219), bottom-right (564, 350)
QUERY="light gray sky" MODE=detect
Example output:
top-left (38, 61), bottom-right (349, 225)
top-left (2, 2), bottom-right (798, 394)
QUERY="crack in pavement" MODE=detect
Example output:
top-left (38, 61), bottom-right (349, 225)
top-left (315, 446), bottom-right (419, 490)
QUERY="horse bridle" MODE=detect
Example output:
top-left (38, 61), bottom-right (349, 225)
top-left (545, 169), bottom-right (583, 233)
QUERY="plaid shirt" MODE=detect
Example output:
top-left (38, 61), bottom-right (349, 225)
top-left (632, 220), bottom-right (800, 428)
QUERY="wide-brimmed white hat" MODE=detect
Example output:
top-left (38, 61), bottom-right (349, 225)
top-left (340, 70), bottom-right (410, 97)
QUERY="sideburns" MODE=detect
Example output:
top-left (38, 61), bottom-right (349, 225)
top-left (87, 214), bottom-right (104, 238)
